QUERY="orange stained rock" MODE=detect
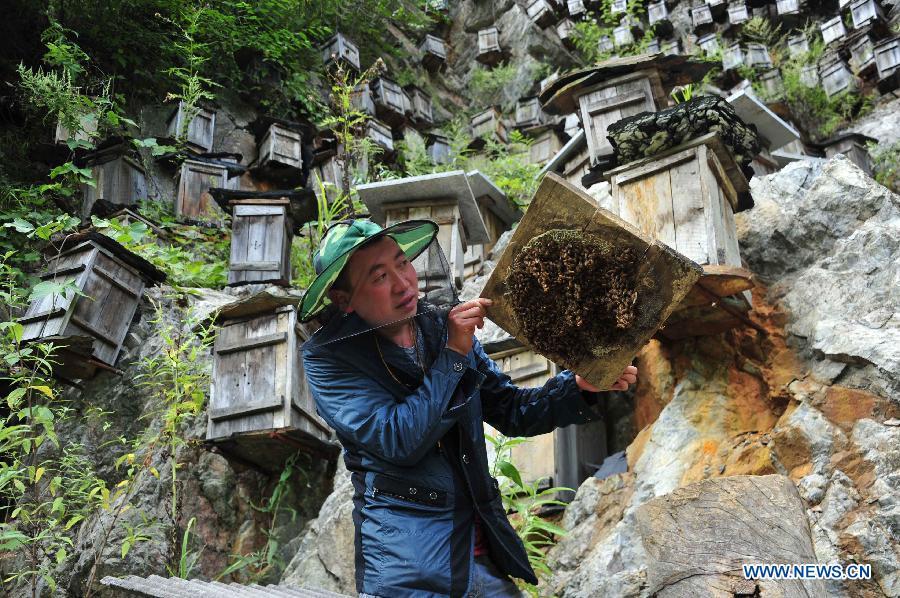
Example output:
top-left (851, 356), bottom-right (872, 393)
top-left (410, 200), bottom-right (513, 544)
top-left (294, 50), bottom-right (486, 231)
top-left (816, 386), bottom-right (900, 433)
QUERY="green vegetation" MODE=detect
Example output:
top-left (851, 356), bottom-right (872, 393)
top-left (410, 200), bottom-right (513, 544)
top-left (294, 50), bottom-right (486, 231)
top-left (870, 140), bottom-right (900, 192)
top-left (777, 35), bottom-right (873, 139)
top-left (488, 433), bottom-right (571, 596)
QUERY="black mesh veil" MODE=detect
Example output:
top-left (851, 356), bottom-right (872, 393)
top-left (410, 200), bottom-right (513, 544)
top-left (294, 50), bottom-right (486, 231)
top-left (303, 232), bottom-right (460, 350)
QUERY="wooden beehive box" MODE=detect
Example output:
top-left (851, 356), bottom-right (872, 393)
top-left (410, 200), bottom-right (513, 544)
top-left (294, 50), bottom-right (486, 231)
top-left (476, 27), bottom-right (504, 66)
top-left (605, 133), bottom-right (747, 270)
top-left (821, 16), bottom-right (847, 45)
top-left (874, 37), bottom-right (900, 86)
top-left (775, 0), bottom-right (801, 15)
top-left (557, 18), bottom-right (576, 48)
top-left (604, 134), bottom-right (754, 338)
top-left (371, 77), bottom-right (410, 126)
top-left (822, 133), bottom-right (875, 176)
top-left (207, 304), bottom-right (337, 471)
top-left (19, 234), bottom-right (164, 380)
top-left (470, 107), bottom-right (507, 146)
top-left (366, 118), bottom-right (395, 154)
top-left (728, 3), bottom-right (750, 26)
top-left (648, 1), bottom-right (669, 25)
top-left (567, 0), bottom-right (587, 18)
top-left (55, 113), bottom-right (98, 145)
top-left (598, 35), bottom-right (615, 54)
top-left (692, 5), bottom-right (714, 29)
top-left (723, 43), bottom-right (745, 70)
top-left (526, 0), bottom-right (557, 28)
top-left (744, 42), bottom-right (773, 68)
top-left (426, 133), bottom-right (451, 164)
top-left (645, 39), bottom-right (661, 54)
top-left (662, 39), bottom-right (682, 55)
top-left (850, 0), bottom-right (885, 29)
top-left (357, 171), bottom-right (492, 289)
top-left (257, 123), bottom-right (303, 170)
top-left (849, 33), bottom-right (877, 76)
top-left (613, 23), bottom-right (635, 47)
top-left (611, 0), bottom-right (628, 14)
top-left (795, 64), bottom-right (818, 88)
top-left (321, 33), bottom-right (360, 71)
top-left (515, 97), bottom-right (544, 129)
top-left (528, 128), bottom-right (564, 164)
top-left (405, 85), bottom-right (433, 126)
top-left (175, 159), bottom-right (232, 224)
top-left (787, 34), bottom-right (810, 57)
top-left (228, 199), bottom-right (293, 287)
top-left (479, 173), bottom-right (701, 390)
top-left (698, 33), bottom-right (720, 55)
top-left (166, 102), bottom-right (215, 153)
top-left (80, 146), bottom-right (147, 220)
top-left (419, 34), bottom-right (447, 72)
top-left (759, 69), bottom-right (784, 100)
top-left (820, 56), bottom-right (854, 96)
top-left (573, 70), bottom-right (666, 166)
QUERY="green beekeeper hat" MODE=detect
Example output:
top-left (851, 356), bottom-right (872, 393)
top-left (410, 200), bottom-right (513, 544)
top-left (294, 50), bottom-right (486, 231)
top-left (299, 218), bottom-right (439, 322)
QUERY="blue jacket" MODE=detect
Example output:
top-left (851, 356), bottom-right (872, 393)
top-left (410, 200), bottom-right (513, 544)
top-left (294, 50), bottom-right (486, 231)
top-left (302, 304), bottom-right (605, 597)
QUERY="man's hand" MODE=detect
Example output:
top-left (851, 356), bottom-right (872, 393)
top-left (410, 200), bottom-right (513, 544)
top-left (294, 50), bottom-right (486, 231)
top-left (446, 298), bottom-right (492, 356)
top-left (576, 365), bottom-right (638, 392)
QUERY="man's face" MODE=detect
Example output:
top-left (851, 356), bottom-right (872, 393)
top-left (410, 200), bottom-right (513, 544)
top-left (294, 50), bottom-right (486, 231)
top-left (329, 236), bottom-right (419, 327)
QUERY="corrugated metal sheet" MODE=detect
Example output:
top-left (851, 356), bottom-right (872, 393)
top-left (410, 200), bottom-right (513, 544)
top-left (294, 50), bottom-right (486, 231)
top-left (100, 575), bottom-right (349, 597)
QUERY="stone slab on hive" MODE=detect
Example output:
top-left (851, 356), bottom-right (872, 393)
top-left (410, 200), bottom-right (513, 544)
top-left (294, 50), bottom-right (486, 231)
top-left (479, 173), bottom-right (701, 390)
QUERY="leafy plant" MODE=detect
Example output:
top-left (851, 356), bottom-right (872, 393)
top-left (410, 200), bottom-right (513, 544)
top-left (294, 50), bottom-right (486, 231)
top-left (134, 296), bottom-right (216, 573)
top-left (0, 252), bottom-right (109, 597)
top-left (870, 140), bottom-right (900, 192)
top-left (215, 453), bottom-right (307, 582)
top-left (468, 64), bottom-right (518, 109)
top-left (487, 433), bottom-right (572, 596)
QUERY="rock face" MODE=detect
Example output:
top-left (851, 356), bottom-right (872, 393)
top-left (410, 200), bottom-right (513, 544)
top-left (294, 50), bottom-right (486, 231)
top-left (546, 158), bottom-right (900, 598)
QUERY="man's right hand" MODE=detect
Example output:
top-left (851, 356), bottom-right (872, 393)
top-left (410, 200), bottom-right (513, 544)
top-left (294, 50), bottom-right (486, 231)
top-left (446, 298), bottom-right (493, 356)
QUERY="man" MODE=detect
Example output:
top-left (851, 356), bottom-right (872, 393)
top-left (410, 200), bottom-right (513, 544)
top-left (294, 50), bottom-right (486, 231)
top-left (300, 218), bottom-right (637, 598)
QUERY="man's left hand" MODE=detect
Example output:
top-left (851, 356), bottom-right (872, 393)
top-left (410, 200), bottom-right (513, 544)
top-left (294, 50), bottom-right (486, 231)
top-left (576, 365), bottom-right (638, 392)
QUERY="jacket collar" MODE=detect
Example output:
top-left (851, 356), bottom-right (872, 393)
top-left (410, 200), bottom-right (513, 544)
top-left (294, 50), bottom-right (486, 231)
top-left (305, 301), bottom-right (450, 394)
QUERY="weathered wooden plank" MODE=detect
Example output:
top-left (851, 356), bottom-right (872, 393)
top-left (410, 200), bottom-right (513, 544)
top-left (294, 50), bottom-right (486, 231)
top-left (670, 153), bottom-right (709, 265)
top-left (210, 399), bottom-right (283, 421)
top-left (480, 173), bottom-right (701, 390)
top-left (636, 474), bottom-right (826, 597)
top-left (233, 205), bottom-right (287, 217)
top-left (215, 331), bottom-right (287, 355)
top-left (230, 261), bottom-right (281, 272)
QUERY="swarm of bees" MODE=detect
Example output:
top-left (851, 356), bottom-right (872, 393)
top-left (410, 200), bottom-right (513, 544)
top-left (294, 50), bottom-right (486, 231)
top-left (505, 229), bottom-right (638, 366)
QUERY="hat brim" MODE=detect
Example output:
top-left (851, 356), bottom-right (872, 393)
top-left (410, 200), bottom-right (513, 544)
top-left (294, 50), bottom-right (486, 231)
top-left (299, 220), bottom-right (439, 322)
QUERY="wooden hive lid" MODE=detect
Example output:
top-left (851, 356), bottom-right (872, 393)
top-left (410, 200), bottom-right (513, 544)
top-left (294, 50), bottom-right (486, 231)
top-left (539, 54), bottom-right (714, 114)
top-left (479, 173), bottom-right (702, 390)
top-left (44, 231), bottom-right (166, 284)
top-left (356, 170), bottom-right (491, 244)
top-left (465, 170), bottom-right (522, 227)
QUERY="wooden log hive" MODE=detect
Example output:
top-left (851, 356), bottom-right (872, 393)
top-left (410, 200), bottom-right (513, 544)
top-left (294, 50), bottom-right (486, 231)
top-left (480, 173), bottom-right (701, 390)
top-left (636, 475), bottom-right (826, 597)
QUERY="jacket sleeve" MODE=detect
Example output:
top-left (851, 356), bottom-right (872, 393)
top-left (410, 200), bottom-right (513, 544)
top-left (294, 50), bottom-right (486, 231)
top-left (303, 345), bottom-right (485, 467)
top-left (473, 339), bottom-right (606, 438)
